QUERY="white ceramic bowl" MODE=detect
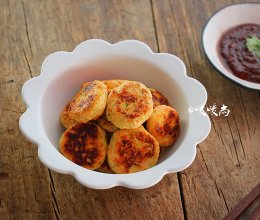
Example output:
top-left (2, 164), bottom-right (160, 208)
top-left (202, 3), bottom-right (260, 90)
top-left (19, 39), bottom-right (211, 189)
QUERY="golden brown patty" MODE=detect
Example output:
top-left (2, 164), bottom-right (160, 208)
top-left (149, 88), bottom-right (169, 108)
top-left (60, 123), bottom-right (107, 170)
top-left (97, 113), bottom-right (118, 132)
top-left (68, 80), bottom-right (108, 123)
top-left (107, 126), bottom-right (160, 174)
top-left (103, 80), bottom-right (129, 93)
top-left (106, 81), bottom-right (153, 129)
top-left (146, 105), bottom-right (180, 147)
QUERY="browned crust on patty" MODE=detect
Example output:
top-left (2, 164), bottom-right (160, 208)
top-left (149, 88), bottom-right (169, 108)
top-left (147, 105), bottom-right (180, 147)
top-left (68, 80), bottom-right (107, 123)
top-left (60, 103), bottom-right (78, 129)
top-left (97, 113), bottom-right (118, 132)
top-left (60, 123), bottom-right (107, 170)
top-left (107, 126), bottom-right (160, 174)
top-left (106, 81), bottom-right (153, 129)
top-left (60, 86), bottom-right (85, 129)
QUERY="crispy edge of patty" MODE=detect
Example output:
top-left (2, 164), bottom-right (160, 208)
top-left (96, 112), bottom-right (118, 132)
top-left (103, 79), bottom-right (129, 93)
top-left (149, 88), bottom-right (169, 109)
top-left (146, 105), bottom-right (180, 147)
top-left (60, 103), bottom-right (78, 129)
top-left (60, 122), bottom-right (107, 170)
top-left (106, 81), bottom-right (153, 129)
top-left (96, 158), bottom-right (114, 174)
top-left (60, 86), bottom-right (84, 129)
top-left (107, 126), bottom-right (160, 174)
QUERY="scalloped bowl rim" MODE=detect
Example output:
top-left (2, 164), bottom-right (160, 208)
top-left (19, 39), bottom-right (211, 189)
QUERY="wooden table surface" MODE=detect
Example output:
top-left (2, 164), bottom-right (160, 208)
top-left (1, 0), bottom-right (259, 219)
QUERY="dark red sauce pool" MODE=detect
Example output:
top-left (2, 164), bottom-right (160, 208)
top-left (219, 24), bottom-right (260, 83)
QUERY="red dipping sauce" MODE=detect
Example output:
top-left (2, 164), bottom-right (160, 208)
top-left (219, 24), bottom-right (260, 83)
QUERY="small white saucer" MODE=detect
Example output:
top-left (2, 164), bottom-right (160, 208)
top-left (202, 3), bottom-right (260, 90)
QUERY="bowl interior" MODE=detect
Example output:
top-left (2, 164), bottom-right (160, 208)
top-left (203, 3), bottom-right (260, 90)
top-left (40, 55), bottom-right (189, 166)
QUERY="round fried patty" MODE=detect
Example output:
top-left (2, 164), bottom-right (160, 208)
top-left (68, 80), bottom-right (108, 123)
top-left (107, 126), bottom-right (160, 174)
top-left (106, 81), bottom-right (153, 129)
top-left (60, 123), bottom-right (107, 170)
top-left (147, 105), bottom-right (180, 147)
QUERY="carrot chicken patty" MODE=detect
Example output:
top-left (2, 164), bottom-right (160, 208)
top-left (68, 80), bottom-right (108, 123)
top-left (106, 81), bottom-right (153, 129)
top-left (60, 123), bottom-right (107, 170)
top-left (107, 126), bottom-right (160, 174)
top-left (147, 105), bottom-right (180, 147)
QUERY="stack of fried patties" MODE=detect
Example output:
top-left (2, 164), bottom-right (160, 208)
top-left (60, 80), bottom-right (180, 174)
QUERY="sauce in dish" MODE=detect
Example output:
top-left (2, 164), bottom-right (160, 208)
top-left (219, 24), bottom-right (260, 83)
